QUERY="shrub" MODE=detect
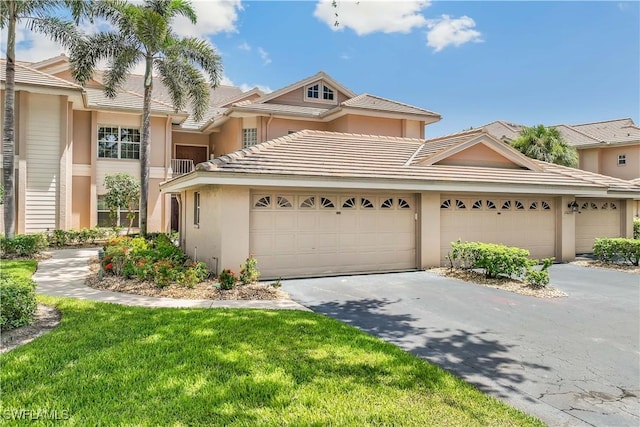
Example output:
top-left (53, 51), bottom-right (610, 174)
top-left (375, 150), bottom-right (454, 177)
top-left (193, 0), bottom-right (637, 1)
top-left (218, 269), bottom-right (237, 290)
top-left (593, 238), bottom-right (640, 266)
top-left (182, 262), bottom-right (209, 288)
top-left (525, 258), bottom-right (554, 288)
top-left (0, 274), bottom-right (37, 329)
top-left (239, 256), bottom-right (260, 285)
top-left (0, 234), bottom-right (48, 258)
top-left (48, 229), bottom-right (70, 247)
top-left (449, 241), bottom-right (533, 279)
top-left (634, 218), bottom-right (640, 240)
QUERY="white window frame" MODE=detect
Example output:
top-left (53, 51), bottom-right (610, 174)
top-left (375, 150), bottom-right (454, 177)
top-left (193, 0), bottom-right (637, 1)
top-left (304, 82), bottom-right (337, 105)
top-left (97, 195), bottom-right (140, 228)
top-left (97, 125), bottom-right (141, 160)
top-left (242, 128), bottom-right (258, 149)
top-left (618, 154), bottom-right (626, 166)
top-left (193, 191), bottom-right (200, 226)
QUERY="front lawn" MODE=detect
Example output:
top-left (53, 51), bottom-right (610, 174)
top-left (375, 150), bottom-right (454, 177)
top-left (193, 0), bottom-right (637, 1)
top-left (0, 260), bottom-right (37, 279)
top-left (1, 297), bottom-right (542, 426)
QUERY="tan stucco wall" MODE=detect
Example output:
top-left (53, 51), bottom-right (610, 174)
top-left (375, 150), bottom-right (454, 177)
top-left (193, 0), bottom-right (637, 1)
top-left (418, 192), bottom-right (440, 268)
top-left (147, 178), bottom-right (165, 232)
top-left (266, 118), bottom-right (327, 141)
top-left (556, 196), bottom-right (576, 262)
top-left (337, 115), bottom-right (403, 136)
top-left (72, 175), bottom-right (91, 229)
top-left (72, 110), bottom-right (92, 164)
top-left (150, 117), bottom-right (168, 167)
top-left (438, 143), bottom-right (522, 168)
top-left (212, 118), bottom-right (242, 157)
top-left (181, 186), bottom-right (250, 273)
top-left (268, 85), bottom-right (349, 107)
top-left (599, 146), bottom-right (640, 181)
top-left (579, 148), bottom-right (600, 174)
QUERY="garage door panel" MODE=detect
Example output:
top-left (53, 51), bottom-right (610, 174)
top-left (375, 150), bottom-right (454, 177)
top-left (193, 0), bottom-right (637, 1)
top-left (576, 199), bottom-right (621, 253)
top-left (251, 192), bottom-right (416, 278)
top-left (440, 196), bottom-right (555, 264)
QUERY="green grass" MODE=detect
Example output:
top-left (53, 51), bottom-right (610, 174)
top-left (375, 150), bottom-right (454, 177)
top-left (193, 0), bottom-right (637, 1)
top-left (0, 259), bottom-right (37, 279)
top-left (1, 296), bottom-right (542, 426)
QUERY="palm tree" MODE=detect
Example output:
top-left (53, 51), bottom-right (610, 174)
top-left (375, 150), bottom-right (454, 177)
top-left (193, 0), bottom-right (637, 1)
top-left (510, 125), bottom-right (578, 167)
top-left (1, 0), bottom-right (87, 238)
top-left (70, 0), bottom-right (222, 236)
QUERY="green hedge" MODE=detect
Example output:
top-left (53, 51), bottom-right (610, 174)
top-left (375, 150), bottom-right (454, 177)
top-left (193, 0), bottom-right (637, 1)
top-left (449, 241), bottom-right (552, 287)
top-left (0, 234), bottom-right (48, 258)
top-left (593, 238), bottom-right (640, 266)
top-left (0, 274), bottom-right (37, 329)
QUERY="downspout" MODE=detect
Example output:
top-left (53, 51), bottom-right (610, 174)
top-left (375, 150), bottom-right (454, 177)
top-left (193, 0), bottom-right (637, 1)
top-left (266, 114), bottom-right (274, 141)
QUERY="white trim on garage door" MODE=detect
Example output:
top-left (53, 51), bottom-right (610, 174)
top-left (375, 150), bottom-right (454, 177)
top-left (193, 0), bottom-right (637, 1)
top-left (250, 192), bottom-right (416, 278)
top-left (440, 195), bottom-right (556, 263)
top-left (575, 199), bottom-right (621, 253)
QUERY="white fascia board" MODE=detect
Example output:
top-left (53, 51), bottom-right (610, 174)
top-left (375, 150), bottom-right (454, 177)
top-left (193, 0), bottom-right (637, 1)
top-left (160, 171), bottom-right (609, 197)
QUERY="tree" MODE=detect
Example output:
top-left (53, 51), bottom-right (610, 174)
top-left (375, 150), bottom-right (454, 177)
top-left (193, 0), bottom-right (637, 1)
top-left (510, 125), bottom-right (578, 167)
top-left (1, 0), bottom-right (88, 238)
top-left (104, 173), bottom-right (140, 235)
top-left (69, 0), bottom-right (222, 236)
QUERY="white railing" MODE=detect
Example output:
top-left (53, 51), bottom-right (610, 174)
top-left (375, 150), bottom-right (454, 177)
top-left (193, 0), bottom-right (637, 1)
top-left (170, 159), bottom-right (194, 177)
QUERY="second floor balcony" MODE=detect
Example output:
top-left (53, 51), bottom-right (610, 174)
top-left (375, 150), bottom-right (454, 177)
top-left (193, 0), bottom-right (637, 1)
top-left (170, 159), bottom-right (194, 178)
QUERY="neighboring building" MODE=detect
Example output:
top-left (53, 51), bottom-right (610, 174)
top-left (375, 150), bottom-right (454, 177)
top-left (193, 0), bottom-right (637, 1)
top-left (160, 129), bottom-right (639, 279)
top-left (0, 55), bottom-right (440, 234)
top-left (482, 118), bottom-right (640, 215)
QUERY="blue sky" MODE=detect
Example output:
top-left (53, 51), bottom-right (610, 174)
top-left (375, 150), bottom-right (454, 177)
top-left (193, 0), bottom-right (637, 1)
top-left (7, 1), bottom-right (640, 136)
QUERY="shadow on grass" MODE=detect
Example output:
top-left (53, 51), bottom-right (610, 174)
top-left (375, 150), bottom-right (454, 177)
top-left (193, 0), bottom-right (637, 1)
top-left (0, 297), bottom-right (541, 426)
top-left (307, 298), bottom-right (550, 402)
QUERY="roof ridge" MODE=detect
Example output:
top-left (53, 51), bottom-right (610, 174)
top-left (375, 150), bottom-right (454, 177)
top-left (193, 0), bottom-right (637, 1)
top-left (552, 124), bottom-right (603, 143)
top-left (255, 71), bottom-right (357, 105)
top-left (306, 129), bottom-right (426, 144)
top-left (425, 128), bottom-right (485, 143)
top-left (571, 117), bottom-right (634, 127)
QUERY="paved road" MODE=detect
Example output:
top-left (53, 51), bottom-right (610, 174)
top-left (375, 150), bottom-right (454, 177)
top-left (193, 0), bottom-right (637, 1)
top-left (282, 265), bottom-right (640, 426)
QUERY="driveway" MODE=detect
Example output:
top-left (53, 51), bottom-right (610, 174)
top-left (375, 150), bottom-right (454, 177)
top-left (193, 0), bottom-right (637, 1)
top-left (282, 265), bottom-right (640, 426)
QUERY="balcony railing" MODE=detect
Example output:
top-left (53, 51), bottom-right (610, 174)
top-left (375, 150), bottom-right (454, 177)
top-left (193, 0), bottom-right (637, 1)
top-left (170, 159), bottom-right (194, 177)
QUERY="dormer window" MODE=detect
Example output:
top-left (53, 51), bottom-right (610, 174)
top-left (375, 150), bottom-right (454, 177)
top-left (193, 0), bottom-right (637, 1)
top-left (618, 154), bottom-right (626, 166)
top-left (305, 82), bottom-right (337, 104)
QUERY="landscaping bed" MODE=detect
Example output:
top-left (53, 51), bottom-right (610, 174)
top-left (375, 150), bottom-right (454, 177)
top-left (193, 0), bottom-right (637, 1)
top-left (429, 267), bottom-right (567, 298)
top-left (86, 256), bottom-right (287, 300)
top-left (571, 259), bottom-right (640, 274)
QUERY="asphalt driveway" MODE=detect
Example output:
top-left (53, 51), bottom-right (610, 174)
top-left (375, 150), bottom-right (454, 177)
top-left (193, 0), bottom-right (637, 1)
top-left (282, 265), bottom-right (640, 426)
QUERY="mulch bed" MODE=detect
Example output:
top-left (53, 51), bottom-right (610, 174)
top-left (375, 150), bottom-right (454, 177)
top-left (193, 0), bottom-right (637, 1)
top-left (571, 260), bottom-right (640, 274)
top-left (428, 267), bottom-right (567, 298)
top-left (86, 257), bottom-right (288, 301)
top-left (1, 305), bottom-right (61, 354)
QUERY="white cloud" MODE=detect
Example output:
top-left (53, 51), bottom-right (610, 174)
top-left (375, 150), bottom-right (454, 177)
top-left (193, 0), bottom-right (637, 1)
top-left (340, 53), bottom-right (350, 60)
top-left (314, 0), bottom-right (430, 35)
top-left (239, 83), bottom-right (272, 94)
top-left (173, 0), bottom-right (243, 38)
top-left (257, 47), bottom-right (271, 65)
top-left (426, 15), bottom-right (482, 52)
top-left (238, 41), bottom-right (251, 51)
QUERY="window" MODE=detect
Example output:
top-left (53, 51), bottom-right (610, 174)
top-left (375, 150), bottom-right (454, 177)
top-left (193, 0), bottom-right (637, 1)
top-left (360, 198), bottom-right (374, 209)
top-left (305, 82), bottom-right (337, 104)
top-left (194, 192), bottom-right (200, 226)
top-left (342, 197), bottom-right (356, 209)
top-left (97, 195), bottom-right (139, 228)
top-left (242, 128), bottom-right (258, 148)
top-left (618, 154), bottom-right (626, 166)
top-left (300, 196), bottom-right (315, 208)
top-left (98, 126), bottom-right (140, 159)
top-left (254, 196), bottom-right (271, 208)
top-left (277, 196), bottom-right (292, 208)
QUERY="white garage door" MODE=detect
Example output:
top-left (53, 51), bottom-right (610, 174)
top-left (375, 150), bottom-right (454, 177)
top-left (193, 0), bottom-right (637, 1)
top-left (575, 199), bottom-right (621, 253)
top-left (250, 192), bottom-right (416, 278)
top-left (440, 196), bottom-right (556, 264)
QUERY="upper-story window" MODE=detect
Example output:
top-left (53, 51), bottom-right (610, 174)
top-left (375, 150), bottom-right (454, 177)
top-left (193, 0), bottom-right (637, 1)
top-left (305, 82), bottom-right (337, 104)
top-left (618, 154), bottom-right (626, 166)
top-left (98, 126), bottom-right (140, 159)
top-left (242, 128), bottom-right (258, 148)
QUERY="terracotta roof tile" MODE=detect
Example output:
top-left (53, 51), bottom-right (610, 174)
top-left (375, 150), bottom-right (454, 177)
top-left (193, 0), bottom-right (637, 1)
top-left (194, 130), bottom-right (637, 193)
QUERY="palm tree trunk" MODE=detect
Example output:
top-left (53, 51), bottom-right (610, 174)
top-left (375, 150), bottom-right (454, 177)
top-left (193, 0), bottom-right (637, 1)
top-left (2, 3), bottom-right (17, 238)
top-left (140, 56), bottom-right (153, 236)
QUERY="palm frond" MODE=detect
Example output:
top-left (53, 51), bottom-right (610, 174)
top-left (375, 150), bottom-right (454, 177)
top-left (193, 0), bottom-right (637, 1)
top-left (170, 36), bottom-right (222, 87)
top-left (24, 16), bottom-right (80, 48)
top-left (103, 47), bottom-right (142, 98)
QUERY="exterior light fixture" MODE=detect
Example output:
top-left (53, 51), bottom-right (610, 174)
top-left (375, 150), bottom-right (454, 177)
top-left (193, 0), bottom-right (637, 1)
top-left (567, 201), bottom-right (579, 212)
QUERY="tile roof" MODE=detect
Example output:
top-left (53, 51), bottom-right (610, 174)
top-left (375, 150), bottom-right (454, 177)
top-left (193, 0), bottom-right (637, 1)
top-left (480, 121), bottom-right (523, 141)
top-left (342, 94), bottom-right (440, 118)
top-left (191, 130), bottom-right (638, 193)
top-left (231, 103), bottom-right (330, 118)
top-left (84, 86), bottom-right (183, 115)
top-left (0, 60), bottom-right (82, 91)
top-left (571, 118), bottom-right (640, 144)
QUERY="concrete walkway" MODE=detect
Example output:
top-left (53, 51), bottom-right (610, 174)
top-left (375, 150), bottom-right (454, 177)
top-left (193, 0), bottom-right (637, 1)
top-left (34, 248), bottom-right (307, 310)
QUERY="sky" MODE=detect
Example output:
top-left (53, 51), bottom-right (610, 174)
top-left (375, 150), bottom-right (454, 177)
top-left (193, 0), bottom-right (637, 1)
top-left (4, 0), bottom-right (640, 137)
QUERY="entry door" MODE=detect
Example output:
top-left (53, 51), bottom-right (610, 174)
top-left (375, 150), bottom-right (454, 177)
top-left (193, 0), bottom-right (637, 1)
top-left (175, 145), bottom-right (208, 165)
